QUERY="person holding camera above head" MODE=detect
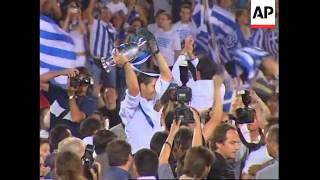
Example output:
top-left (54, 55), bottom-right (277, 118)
top-left (171, 37), bottom-right (226, 111)
top-left (113, 32), bottom-right (172, 154)
top-left (40, 67), bottom-right (98, 138)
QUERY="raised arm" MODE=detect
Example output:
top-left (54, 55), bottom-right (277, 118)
top-left (191, 108), bottom-right (203, 147)
top-left (113, 54), bottom-right (140, 96)
top-left (84, 0), bottom-right (96, 24)
top-left (202, 75), bottom-right (224, 141)
top-left (40, 68), bottom-right (79, 91)
top-left (159, 120), bottom-right (181, 165)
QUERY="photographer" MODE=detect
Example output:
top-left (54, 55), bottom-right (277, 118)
top-left (113, 33), bottom-right (172, 154)
top-left (40, 67), bottom-right (98, 138)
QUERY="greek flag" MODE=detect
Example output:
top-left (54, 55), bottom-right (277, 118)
top-left (40, 14), bottom-right (76, 84)
top-left (230, 47), bottom-right (269, 80)
top-left (223, 90), bottom-right (235, 112)
top-left (264, 29), bottom-right (278, 59)
top-left (249, 28), bottom-right (264, 49)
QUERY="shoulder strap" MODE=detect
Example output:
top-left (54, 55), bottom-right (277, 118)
top-left (56, 109), bottom-right (70, 121)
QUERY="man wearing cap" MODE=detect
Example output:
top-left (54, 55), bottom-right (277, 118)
top-left (112, 34), bottom-right (172, 154)
top-left (151, 11), bottom-right (181, 71)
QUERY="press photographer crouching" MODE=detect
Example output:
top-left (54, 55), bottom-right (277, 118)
top-left (40, 67), bottom-right (98, 138)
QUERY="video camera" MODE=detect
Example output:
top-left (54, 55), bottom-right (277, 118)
top-left (70, 75), bottom-right (93, 88)
top-left (234, 90), bottom-right (256, 124)
top-left (172, 59), bottom-right (194, 124)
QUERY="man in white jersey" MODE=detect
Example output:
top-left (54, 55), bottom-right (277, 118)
top-left (113, 35), bottom-right (172, 153)
top-left (151, 11), bottom-right (181, 70)
top-left (172, 3), bottom-right (198, 44)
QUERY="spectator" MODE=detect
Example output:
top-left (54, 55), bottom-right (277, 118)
top-left (150, 131), bottom-right (169, 156)
top-left (55, 151), bottom-right (87, 180)
top-left (147, 9), bottom-right (165, 34)
top-left (172, 3), bottom-right (197, 43)
top-left (93, 130), bottom-right (118, 178)
top-left (104, 140), bottom-right (133, 180)
top-left (98, 86), bottom-right (122, 129)
top-left (255, 124), bottom-right (279, 179)
top-left (179, 146), bottom-right (214, 179)
top-left (207, 123), bottom-right (241, 179)
top-left (40, 139), bottom-right (51, 162)
top-left (107, 0), bottom-right (128, 15)
top-left (40, 67), bottom-right (98, 138)
top-left (45, 124), bottom-right (72, 179)
top-left (236, 8), bottom-right (265, 48)
top-left (79, 117), bottom-right (102, 143)
top-left (114, 35), bottom-right (172, 153)
top-left (111, 11), bottom-right (128, 46)
top-left (173, 127), bottom-right (193, 177)
top-left (57, 137), bottom-right (86, 158)
top-left (126, 0), bottom-right (148, 25)
top-left (134, 148), bottom-right (159, 179)
top-left (151, 11), bottom-right (181, 70)
top-left (61, 1), bottom-right (88, 67)
top-left (158, 120), bottom-right (181, 179)
top-left (85, 0), bottom-right (117, 95)
top-left (40, 0), bottom-right (62, 21)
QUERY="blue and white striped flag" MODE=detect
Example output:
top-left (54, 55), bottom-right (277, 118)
top-left (40, 14), bottom-right (76, 84)
top-left (223, 90), bottom-right (235, 112)
top-left (264, 29), bottom-right (278, 60)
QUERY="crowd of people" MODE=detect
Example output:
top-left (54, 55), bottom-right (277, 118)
top-left (40, 0), bottom-right (279, 179)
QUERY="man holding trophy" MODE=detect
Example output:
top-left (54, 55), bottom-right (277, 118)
top-left (107, 28), bottom-right (172, 154)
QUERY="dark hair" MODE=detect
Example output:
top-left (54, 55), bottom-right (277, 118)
top-left (208, 123), bottom-right (237, 150)
top-left (106, 140), bottom-right (132, 166)
top-left (196, 55), bottom-right (217, 80)
top-left (150, 131), bottom-right (169, 156)
top-left (183, 146), bottom-right (214, 178)
top-left (40, 138), bottom-right (49, 146)
top-left (79, 118), bottom-right (102, 138)
top-left (49, 125), bottom-right (71, 151)
top-left (55, 151), bottom-right (85, 180)
top-left (130, 17), bottom-right (146, 27)
top-left (134, 148), bottom-right (159, 177)
top-left (93, 130), bottom-right (117, 155)
top-left (267, 124), bottom-right (278, 144)
top-left (137, 72), bottom-right (157, 86)
top-left (173, 127), bottom-right (193, 151)
top-left (180, 3), bottom-right (192, 12)
top-left (76, 66), bottom-right (91, 77)
top-left (155, 9), bottom-right (166, 17)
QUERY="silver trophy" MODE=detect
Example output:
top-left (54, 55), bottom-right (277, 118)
top-left (99, 38), bottom-right (147, 73)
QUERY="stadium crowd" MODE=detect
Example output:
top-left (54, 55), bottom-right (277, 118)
top-left (40, 0), bottom-right (279, 179)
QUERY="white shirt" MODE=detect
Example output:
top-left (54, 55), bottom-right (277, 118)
top-left (242, 145), bottom-right (273, 174)
top-left (189, 80), bottom-right (226, 110)
top-left (119, 78), bottom-right (170, 154)
top-left (106, 1), bottom-right (128, 15)
top-left (173, 21), bottom-right (198, 42)
top-left (256, 160), bottom-right (279, 179)
top-left (152, 27), bottom-right (181, 66)
top-left (137, 176), bottom-right (157, 180)
top-left (172, 55), bottom-right (226, 110)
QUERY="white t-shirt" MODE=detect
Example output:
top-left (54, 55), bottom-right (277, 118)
top-left (242, 145), bottom-right (273, 174)
top-left (173, 21), bottom-right (198, 43)
top-left (106, 1), bottom-right (128, 15)
top-left (119, 78), bottom-right (170, 154)
top-left (153, 27), bottom-right (181, 66)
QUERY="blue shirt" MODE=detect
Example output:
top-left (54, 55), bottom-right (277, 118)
top-left (103, 166), bottom-right (131, 180)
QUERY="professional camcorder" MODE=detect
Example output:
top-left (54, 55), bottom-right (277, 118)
top-left (234, 90), bottom-right (256, 124)
top-left (70, 75), bottom-right (93, 88)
